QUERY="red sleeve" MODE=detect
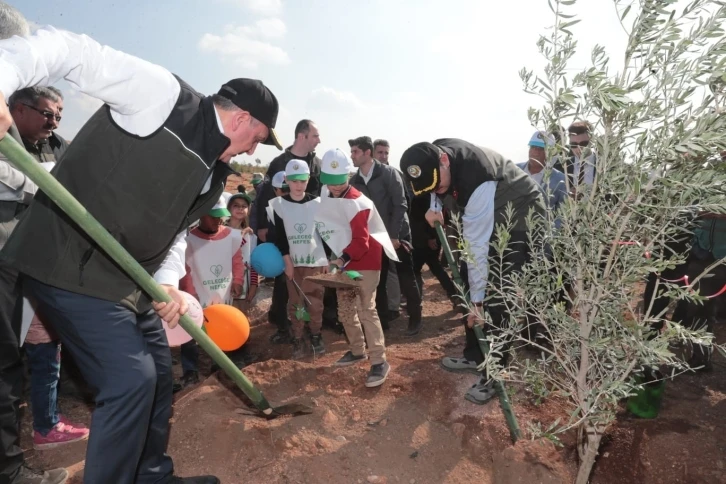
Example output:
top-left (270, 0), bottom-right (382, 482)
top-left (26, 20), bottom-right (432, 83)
top-left (179, 262), bottom-right (198, 299)
top-left (232, 248), bottom-right (244, 285)
top-left (342, 209), bottom-right (371, 262)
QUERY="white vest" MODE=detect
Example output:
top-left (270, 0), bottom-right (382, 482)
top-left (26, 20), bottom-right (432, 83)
top-left (269, 197), bottom-right (328, 267)
top-left (186, 228), bottom-right (243, 308)
top-left (315, 189), bottom-right (399, 262)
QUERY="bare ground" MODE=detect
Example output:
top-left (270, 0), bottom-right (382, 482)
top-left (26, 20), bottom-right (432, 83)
top-left (18, 267), bottom-right (726, 484)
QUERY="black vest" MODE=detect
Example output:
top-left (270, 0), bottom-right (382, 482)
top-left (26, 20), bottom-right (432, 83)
top-left (436, 138), bottom-right (545, 231)
top-left (1, 77), bottom-right (234, 312)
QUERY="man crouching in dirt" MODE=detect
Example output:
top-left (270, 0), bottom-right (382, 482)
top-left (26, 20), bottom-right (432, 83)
top-left (400, 140), bottom-right (545, 405)
top-left (315, 148), bottom-right (399, 387)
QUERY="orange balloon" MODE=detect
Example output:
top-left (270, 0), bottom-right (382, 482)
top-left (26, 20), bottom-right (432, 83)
top-left (202, 304), bottom-right (250, 351)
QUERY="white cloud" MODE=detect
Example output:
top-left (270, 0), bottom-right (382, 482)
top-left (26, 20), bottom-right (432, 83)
top-left (307, 86), bottom-right (368, 113)
top-left (198, 20), bottom-right (290, 69)
top-left (237, 18), bottom-right (286, 39)
top-left (223, 0), bottom-right (283, 16)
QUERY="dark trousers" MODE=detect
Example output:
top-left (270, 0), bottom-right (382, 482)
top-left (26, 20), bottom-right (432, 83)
top-left (642, 235), bottom-right (692, 330)
top-left (269, 274), bottom-right (291, 333)
top-left (412, 245), bottom-right (457, 298)
top-left (0, 262), bottom-right (23, 483)
top-left (461, 232), bottom-right (532, 368)
top-left (24, 277), bottom-right (174, 484)
top-left (25, 341), bottom-right (61, 435)
top-left (376, 246), bottom-right (422, 325)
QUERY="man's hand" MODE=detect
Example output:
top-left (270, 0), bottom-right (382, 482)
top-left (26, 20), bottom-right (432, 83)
top-left (425, 209), bottom-right (445, 228)
top-left (0, 92), bottom-right (12, 140)
top-left (428, 239), bottom-right (439, 250)
top-left (391, 238), bottom-right (401, 250)
top-left (231, 283), bottom-right (243, 298)
top-left (153, 285), bottom-right (189, 329)
top-left (466, 305), bottom-right (484, 328)
top-left (257, 228), bottom-right (268, 242)
top-left (331, 257), bottom-right (345, 269)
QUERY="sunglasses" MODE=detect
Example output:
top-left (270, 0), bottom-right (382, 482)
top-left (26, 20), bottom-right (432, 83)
top-left (570, 140), bottom-right (590, 148)
top-left (23, 103), bottom-right (62, 122)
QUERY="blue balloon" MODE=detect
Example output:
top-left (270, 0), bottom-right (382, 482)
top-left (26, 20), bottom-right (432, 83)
top-left (250, 242), bottom-right (285, 278)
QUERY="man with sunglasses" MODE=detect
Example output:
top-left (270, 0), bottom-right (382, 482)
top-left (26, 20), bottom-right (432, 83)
top-left (554, 121), bottom-right (597, 191)
top-left (0, 21), bottom-right (281, 484)
top-left (8, 87), bottom-right (68, 166)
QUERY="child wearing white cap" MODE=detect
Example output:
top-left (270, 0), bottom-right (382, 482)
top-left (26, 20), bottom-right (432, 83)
top-left (269, 160), bottom-right (328, 358)
top-left (177, 196), bottom-right (246, 387)
top-left (314, 148), bottom-right (398, 387)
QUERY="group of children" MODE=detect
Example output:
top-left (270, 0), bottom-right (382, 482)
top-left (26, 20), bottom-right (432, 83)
top-left (178, 149), bottom-right (393, 388)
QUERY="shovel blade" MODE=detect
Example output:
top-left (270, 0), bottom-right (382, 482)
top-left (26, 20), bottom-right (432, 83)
top-left (266, 402), bottom-right (314, 419)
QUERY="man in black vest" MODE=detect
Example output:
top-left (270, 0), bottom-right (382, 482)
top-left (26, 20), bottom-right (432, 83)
top-left (0, 25), bottom-right (281, 484)
top-left (400, 140), bottom-right (544, 405)
top-left (0, 3), bottom-right (69, 483)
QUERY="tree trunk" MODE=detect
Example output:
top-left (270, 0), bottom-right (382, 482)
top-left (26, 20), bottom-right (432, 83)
top-left (575, 423), bottom-right (603, 484)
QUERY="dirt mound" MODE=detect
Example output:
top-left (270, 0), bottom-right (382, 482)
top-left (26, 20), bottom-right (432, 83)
top-left (18, 276), bottom-right (726, 483)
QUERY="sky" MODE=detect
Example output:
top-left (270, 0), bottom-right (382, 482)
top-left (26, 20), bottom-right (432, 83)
top-left (13, 0), bottom-right (629, 167)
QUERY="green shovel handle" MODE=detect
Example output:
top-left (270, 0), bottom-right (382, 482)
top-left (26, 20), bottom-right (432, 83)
top-left (433, 221), bottom-right (521, 442)
top-left (0, 135), bottom-right (273, 414)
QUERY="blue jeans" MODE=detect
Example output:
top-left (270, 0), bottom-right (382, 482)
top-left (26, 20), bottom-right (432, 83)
top-left (24, 341), bottom-right (61, 435)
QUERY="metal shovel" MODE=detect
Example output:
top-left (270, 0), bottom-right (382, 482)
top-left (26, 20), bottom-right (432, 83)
top-left (0, 135), bottom-right (311, 419)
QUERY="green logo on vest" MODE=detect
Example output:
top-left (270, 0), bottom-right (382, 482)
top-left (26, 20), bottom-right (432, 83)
top-left (315, 222), bottom-right (325, 231)
top-left (210, 265), bottom-right (223, 277)
top-left (294, 223), bottom-right (307, 234)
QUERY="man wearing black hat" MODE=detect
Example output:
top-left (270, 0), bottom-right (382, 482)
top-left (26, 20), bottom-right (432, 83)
top-left (0, 25), bottom-right (281, 484)
top-left (400, 139), bottom-right (544, 405)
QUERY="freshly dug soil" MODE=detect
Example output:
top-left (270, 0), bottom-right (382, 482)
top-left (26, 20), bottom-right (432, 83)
top-left (18, 273), bottom-right (726, 483)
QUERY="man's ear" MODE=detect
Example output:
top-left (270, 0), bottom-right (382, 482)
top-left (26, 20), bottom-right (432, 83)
top-left (440, 152), bottom-right (450, 168)
top-left (234, 110), bottom-right (252, 130)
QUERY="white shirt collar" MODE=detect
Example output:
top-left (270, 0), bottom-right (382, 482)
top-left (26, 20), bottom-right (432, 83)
top-left (213, 106), bottom-right (225, 134)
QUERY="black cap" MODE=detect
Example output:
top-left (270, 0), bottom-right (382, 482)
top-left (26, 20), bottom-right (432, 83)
top-left (400, 142), bottom-right (442, 196)
top-left (348, 136), bottom-right (374, 152)
top-left (217, 79), bottom-right (282, 150)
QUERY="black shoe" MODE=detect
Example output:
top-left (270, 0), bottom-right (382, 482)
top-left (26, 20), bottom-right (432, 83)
top-left (310, 334), bottom-right (326, 355)
top-left (404, 319), bottom-right (423, 337)
top-left (291, 338), bottom-right (306, 360)
top-left (365, 361), bottom-right (391, 388)
top-left (335, 351), bottom-right (367, 367)
top-left (269, 329), bottom-right (292, 344)
top-left (172, 382), bottom-right (183, 393)
top-left (388, 310), bottom-right (401, 321)
top-left (170, 476), bottom-right (220, 484)
top-left (181, 370), bottom-right (199, 388)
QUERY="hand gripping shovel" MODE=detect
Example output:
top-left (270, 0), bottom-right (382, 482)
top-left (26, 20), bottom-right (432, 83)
top-left (0, 135), bottom-right (311, 419)
top-left (433, 221), bottom-right (521, 443)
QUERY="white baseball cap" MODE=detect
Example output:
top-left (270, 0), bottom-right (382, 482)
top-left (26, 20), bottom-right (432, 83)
top-left (209, 195), bottom-right (231, 218)
top-left (272, 171), bottom-right (287, 189)
top-left (320, 148), bottom-right (352, 185)
top-left (285, 159), bottom-right (310, 181)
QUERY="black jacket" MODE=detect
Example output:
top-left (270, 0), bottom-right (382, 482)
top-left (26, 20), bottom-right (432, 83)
top-left (22, 132), bottom-right (69, 164)
top-left (1, 76), bottom-right (233, 312)
top-left (256, 147), bottom-right (321, 231)
top-left (350, 160), bottom-right (410, 241)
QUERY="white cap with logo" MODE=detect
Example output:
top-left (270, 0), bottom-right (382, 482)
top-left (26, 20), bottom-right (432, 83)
top-left (271, 171), bottom-right (287, 189)
top-left (320, 148), bottom-right (352, 185)
top-left (285, 159), bottom-right (310, 181)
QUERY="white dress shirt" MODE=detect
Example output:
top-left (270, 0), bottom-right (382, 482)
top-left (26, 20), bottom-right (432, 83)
top-left (430, 181), bottom-right (497, 303)
top-left (0, 26), bottom-right (216, 288)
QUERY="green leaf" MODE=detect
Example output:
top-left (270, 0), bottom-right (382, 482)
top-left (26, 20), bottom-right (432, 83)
top-left (621, 5), bottom-right (631, 21)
